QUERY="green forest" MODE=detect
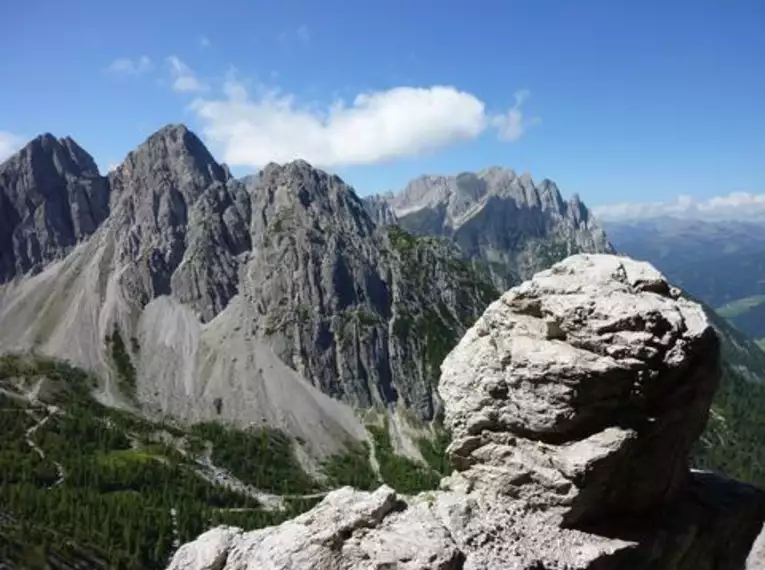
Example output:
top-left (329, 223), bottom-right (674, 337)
top-left (694, 363), bottom-right (765, 488)
top-left (0, 355), bottom-right (450, 569)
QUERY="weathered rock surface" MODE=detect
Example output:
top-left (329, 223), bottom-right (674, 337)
top-left (230, 160), bottom-right (497, 421)
top-left (441, 254), bottom-right (720, 524)
top-left (168, 255), bottom-right (765, 570)
top-left (0, 134), bottom-right (110, 282)
top-left (747, 526), bottom-right (765, 569)
top-left (108, 124), bottom-right (252, 321)
top-left (367, 168), bottom-right (613, 289)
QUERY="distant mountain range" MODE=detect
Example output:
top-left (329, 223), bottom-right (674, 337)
top-left (603, 216), bottom-right (765, 342)
top-left (365, 167), bottom-right (612, 288)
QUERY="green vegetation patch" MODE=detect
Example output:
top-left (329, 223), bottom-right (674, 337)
top-left (105, 327), bottom-right (137, 401)
top-left (322, 441), bottom-right (379, 490)
top-left (0, 356), bottom-right (319, 569)
top-left (417, 307), bottom-right (458, 385)
top-left (716, 295), bottom-right (765, 319)
top-left (694, 363), bottom-right (765, 488)
top-left (416, 425), bottom-right (452, 477)
top-left (367, 419), bottom-right (441, 494)
top-left (190, 422), bottom-right (319, 495)
top-left (387, 225), bottom-right (418, 253)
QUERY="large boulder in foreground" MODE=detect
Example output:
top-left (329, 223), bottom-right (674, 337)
top-left (441, 253), bottom-right (720, 524)
top-left (167, 254), bottom-right (765, 570)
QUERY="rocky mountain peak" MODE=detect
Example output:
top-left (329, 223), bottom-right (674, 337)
top-left (0, 132), bottom-right (109, 282)
top-left (110, 124), bottom-right (225, 203)
top-left (251, 159), bottom-right (375, 239)
top-left (478, 165), bottom-right (517, 179)
top-left (100, 124), bottom-right (254, 316)
top-left (5, 132), bottom-right (100, 179)
top-left (365, 168), bottom-right (613, 288)
top-left (105, 122), bottom-right (234, 230)
top-left (517, 170), bottom-right (534, 186)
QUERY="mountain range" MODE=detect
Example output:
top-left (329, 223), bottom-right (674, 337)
top-left (2, 125), bottom-right (765, 567)
top-left (604, 217), bottom-right (765, 343)
top-left (365, 167), bottom-right (612, 288)
top-left (0, 124), bottom-right (611, 457)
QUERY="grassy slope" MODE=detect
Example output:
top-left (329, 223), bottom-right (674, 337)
top-left (715, 294), bottom-right (765, 341)
top-left (717, 295), bottom-right (765, 319)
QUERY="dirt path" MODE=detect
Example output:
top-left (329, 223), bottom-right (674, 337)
top-left (24, 406), bottom-right (66, 489)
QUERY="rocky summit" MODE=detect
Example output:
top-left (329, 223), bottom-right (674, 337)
top-left (365, 168), bottom-right (613, 289)
top-left (168, 254), bottom-right (765, 570)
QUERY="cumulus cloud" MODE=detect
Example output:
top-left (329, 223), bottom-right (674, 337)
top-left (594, 192), bottom-right (765, 221)
top-left (167, 56), bottom-right (208, 92)
top-left (0, 131), bottom-right (24, 163)
top-left (190, 79), bottom-right (536, 167)
top-left (106, 56), bottom-right (153, 77)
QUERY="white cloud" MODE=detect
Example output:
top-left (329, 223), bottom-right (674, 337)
top-left (106, 56), bottom-right (153, 77)
top-left (200, 36), bottom-right (211, 48)
top-left (167, 56), bottom-right (208, 92)
top-left (190, 79), bottom-right (536, 168)
top-left (491, 89), bottom-right (539, 142)
top-left (0, 131), bottom-right (24, 163)
top-left (594, 192), bottom-right (765, 221)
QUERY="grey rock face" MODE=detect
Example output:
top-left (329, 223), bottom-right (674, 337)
top-left (369, 168), bottom-right (613, 289)
top-left (362, 192), bottom-right (398, 226)
top-left (171, 180), bottom-right (251, 322)
top-left (168, 254), bottom-right (765, 570)
top-left (0, 125), bottom-right (497, 430)
top-left (441, 254), bottom-right (719, 523)
top-left (244, 161), bottom-right (496, 420)
top-left (0, 134), bottom-right (110, 282)
top-left (108, 124), bottom-right (251, 320)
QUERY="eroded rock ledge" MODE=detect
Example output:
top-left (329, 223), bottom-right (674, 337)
top-left (167, 254), bottom-right (765, 570)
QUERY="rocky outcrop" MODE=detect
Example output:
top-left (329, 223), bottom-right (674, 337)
top-left (0, 134), bottom-right (109, 282)
top-left (168, 255), bottom-right (765, 569)
top-left (369, 168), bottom-right (613, 289)
top-left (441, 253), bottom-right (719, 525)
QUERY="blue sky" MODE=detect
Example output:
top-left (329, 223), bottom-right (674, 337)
top-left (0, 0), bottom-right (763, 212)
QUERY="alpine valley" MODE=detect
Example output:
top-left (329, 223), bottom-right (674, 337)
top-left (1, 125), bottom-right (764, 568)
